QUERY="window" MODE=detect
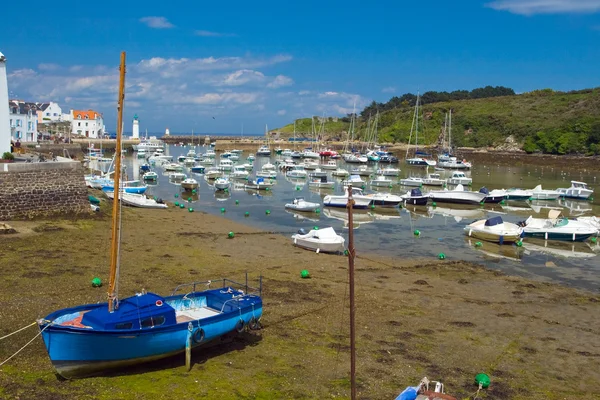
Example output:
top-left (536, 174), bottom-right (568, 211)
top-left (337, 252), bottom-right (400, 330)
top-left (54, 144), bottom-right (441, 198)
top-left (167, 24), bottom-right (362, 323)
top-left (46, 112), bottom-right (50, 116)
top-left (78, 115), bottom-right (81, 119)
top-left (53, 113), bottom-right (58, 116)
top-left (85, 122), bottom-right (88, 127)
top-left (85, 115), bottom-right (89, 119)
top-left (140, 315), bottom-right (166, 328)
top-left (115, 322), bottom-right (133, 330)
top-left (78, 122), bottom-right (81, 127)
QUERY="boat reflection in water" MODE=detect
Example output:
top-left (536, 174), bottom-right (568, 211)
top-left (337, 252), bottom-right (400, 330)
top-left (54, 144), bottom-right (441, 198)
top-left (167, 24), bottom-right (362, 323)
top-left (285, 209), bottom-right (321, 222)
top-left (465, 238), bottom-right (523, 262)
top-left (428, 204), bottom-right (486, 223)
top-left (370, 207), bottom-right (402, 221)
top-left (214, 191), bottom-right (231, 202)
top-left (522, 239), bottom-right (598, 259)
top-left (529, 200), bottom-right (563, 215)
top-left (322, 207), bottom-right (375, 229)
top-left (244, 189), bottom-right (273, 198)
top-left (558, 198), bottom-right (593, 216)
top-left (403, 205), bottom-right (433, 220)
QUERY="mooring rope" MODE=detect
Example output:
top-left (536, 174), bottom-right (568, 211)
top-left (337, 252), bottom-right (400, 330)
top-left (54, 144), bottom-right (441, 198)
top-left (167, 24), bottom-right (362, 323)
top-left (0, 323), bottom-right (51, 367)
top-left (0, 322), bottom-right (37, 341)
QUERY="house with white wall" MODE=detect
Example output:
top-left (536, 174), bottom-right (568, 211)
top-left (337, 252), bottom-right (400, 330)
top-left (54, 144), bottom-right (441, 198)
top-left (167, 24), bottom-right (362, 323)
top-left (70, 109), bottom-right (104, 138)
top-left (37, 102), bottom-right (63, 124)
top-left (8, 100), bottom-right (38, 142)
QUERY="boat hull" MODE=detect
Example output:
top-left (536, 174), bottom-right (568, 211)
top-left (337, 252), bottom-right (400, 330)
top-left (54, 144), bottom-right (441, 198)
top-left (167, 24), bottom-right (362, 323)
top-left (402, 196), bottom-right (429, 206)
top-left (464, 228), bottom-right (522, 244)
top-left (523, 231), bottom-right (594, 242)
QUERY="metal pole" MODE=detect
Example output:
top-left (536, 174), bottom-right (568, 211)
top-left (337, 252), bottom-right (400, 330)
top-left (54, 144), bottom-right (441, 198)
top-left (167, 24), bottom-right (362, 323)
top-left (346, 184), bottom-right (356, 400)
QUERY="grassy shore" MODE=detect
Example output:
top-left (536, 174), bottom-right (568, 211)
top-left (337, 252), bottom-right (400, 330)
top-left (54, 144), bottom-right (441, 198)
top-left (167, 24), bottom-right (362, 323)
top-left (0, 201), bottom-right (599, 399)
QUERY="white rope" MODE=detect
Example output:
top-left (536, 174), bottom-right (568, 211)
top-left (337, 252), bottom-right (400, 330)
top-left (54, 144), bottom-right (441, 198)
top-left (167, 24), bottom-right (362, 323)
top-left (0, 323), bottom-right (50, 367)
top-left (0, 322), bottom-right (36, 341)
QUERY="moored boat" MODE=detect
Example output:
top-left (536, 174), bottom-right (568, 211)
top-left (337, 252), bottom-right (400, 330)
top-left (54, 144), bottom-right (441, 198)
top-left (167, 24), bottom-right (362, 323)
top-left (464, 216), bottom-right (523, 244)
top-left (400, 188), bottom-right (429, 206)
top-left (284, 197), bottom-right (320, 212)
top-left (181, 178), bottom-right (199, 190)
top-left (291, 227), bottom-right (345, 254)
top-left (530, 185), bottom-right (560, 201)
top-left (105, 191), bottom-right (168, 209)
top-left (428, 184), bottom-right (486, 205)
top-left (521, 210), bottom-right (597, 242)
top-left (556, 180), bottom-right (594, 200)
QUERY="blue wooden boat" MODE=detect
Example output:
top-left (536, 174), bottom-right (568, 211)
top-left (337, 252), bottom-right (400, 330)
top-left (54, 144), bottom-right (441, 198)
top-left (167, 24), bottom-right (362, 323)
top-left (37, 53), bottom-right (263, 379)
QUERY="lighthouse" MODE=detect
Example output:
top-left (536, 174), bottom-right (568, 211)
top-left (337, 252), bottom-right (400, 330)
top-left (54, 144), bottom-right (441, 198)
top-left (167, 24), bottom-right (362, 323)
top-left (0, 52), bottom-right (10, 154)
top-left (132, 114), bottom-right (140, 139)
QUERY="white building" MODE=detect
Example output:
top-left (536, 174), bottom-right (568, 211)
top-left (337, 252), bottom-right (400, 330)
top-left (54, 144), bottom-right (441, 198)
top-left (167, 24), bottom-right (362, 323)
top-left (0, 52), bottom-right (10, 154)
top-left (9, 100), bottom-right (38, 142)
top-left (36, 102), bottom-right (63, 124)
top-left (70, 109), bottom-right (105, 138)
top-left (132, 114), bottom-right (140, 139)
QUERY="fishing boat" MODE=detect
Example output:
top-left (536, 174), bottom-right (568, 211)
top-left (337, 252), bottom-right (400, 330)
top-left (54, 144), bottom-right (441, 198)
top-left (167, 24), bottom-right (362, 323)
top-left (464, 216), bottom-right (523, 244)
top-left (320, 160), bottom-right (338, 170)
top-left (244, 177), bottom-right (274, 190)
top-left (364, 192), bottom-right (402, 207)
top-left (37, 53), bottom-right (263, 379)
top-left (506, 188), bottom-right (533, 201)
top-left (332, 168), bottom-right (350, 177)
top-left (399, 177), bottom-right (424, 187)
top-left (142, 171), bottom-right (157, 182)
top-left (401, 188), bottom-right (429, 206)
top-left (308, 176), bottom-right (335, 189)
top-left (370, 175), bottom-right (393, 187)
top-left (308, 168), bottom-right (327, 178)
top-left (446, 171), bottom-right (472, 186)
top-left (342, 175), bottom-right (365, 187)
top-left (422, 173), bottom-right (446, 186)
top-left (428, 184), bottom-right (486, 205)
top-left (530, 185), bottom-right (560, 201)
top-left (291, 227), bottom-right (345, 254)
top-left (378, 166), bottom-right (400, 177)
top-left (323, 187), bottom-right (372, 209)
top-left (181, 178), bottom-right (199, 191)
top-left (105, 191), bottom-right (168, 209)
top-left (204, 167), bottom-right (222, 179)
top-left (231, 165), bottom-right (249, 180)
top-left (556, 181), bottom-right (594, 200)
top-left (214, 177), bottom-right (230, 191)
top-left (521, 210), bottom-right (597, 241)
top-left (284, 197), bottom-right (320, 212)
top-left (286, 165), bottom-right (308, 179)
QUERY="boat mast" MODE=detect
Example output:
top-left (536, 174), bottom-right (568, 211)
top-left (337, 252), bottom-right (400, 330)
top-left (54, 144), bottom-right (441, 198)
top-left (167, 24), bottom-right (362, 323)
top-left (346, 185), bottom-right (357, 400)
top-left (405, 94), bottom-right (418, 160)
top-left (415, 93), bottom-right (419, 156)
top-left (449, 109), bottom-right (452, 153)
top-left (108, 51), bottom-right (127, 313)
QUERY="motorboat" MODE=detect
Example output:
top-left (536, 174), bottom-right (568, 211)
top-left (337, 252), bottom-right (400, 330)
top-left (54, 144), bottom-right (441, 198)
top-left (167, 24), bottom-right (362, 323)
top-left (168, 172), bottom-right (187, 183)
top-left (350, 166), bottom-right (373, 177)
top-left (401, 188), bottom-right (429, 206)
top-left (379, 154), bottom-right (399, 163)
top-left (323, 187), bottom-right (372, 209)
top-left (422, 173), bottom-right (446, 186)
top-left (342, 175), bottom-right (365, 187)
top-left (218, 159), bottom-right (234, 171)
top-left (364, 192), bottom-right (403, 208)
top-left (521, 210), bottom-right (598, 242)
top-left (332, 168), bottom-right (350, 177)
top-left (204, 167), bottom-right (222, 179)
top-left (247, 154), bottom-right (256, 161)
top-left (290, 151), bottom-right (302, 159)
top-left (244, 177), bottom-right (274, 190)
top-left (284, 197), bottom-right (320, 212)
top-left (320, 160), bottom-right (338, 170)
top-left (256, 168), bottom-right (278, 179)
top-left (308, 168), bottom-right (327, 179)
top-left (190, 165), bottom-right (206, 174)
top-left (446, 171), bottom-right (472, 186)
top-left (281, 149), bottom-right (293, 157)
top-left (405, 156), bottom-right (436, 167)
top-left (399, 177), bottom-right (424, 187)
top-left (378, 166), bottom-right (400, 177)
top-left (506, 188), bottom-right (533, 201)
top-left (221, 151), bottom-right (232, 158)
top-left (530, 185), bottom-right (560, 201)
top-left (183, 157), bottom-right (196, 166)
top-left (105, 191), bottom-right (168, 209)
top-left (230, 149), bottom-right (243, 155)
top-left (302, 160), bottom-right (319, 170)
top-left (181, 178), bottom-right (199, 190)
top-left (464, 216), bottom-right (523, 244)
top-left (256, 146), bottom-right (271, 156)
top-left (164, 163), bottom-right (183, 172)
top-left (302, 149), bottom-right (320, 159)
top-left (370, 175), bottom-right (393, 187)
top-left (231, 166), bottom-right (250, 180)
top-left (203, 149), bottom-right (216, 158)
top-left (286, 166), bottom-right (307, 179)
top-left (214, 177), bottom-right (230, 191)
top-left (479, 187), bottom-right (507, 203)
top-left (556, 181), bottom-right (594, 200)
top-left (306, 175), bottom-right (334, 189)
top-left (291, 227), bottom-right (345, 254)
top-left (229, 154), bottom-right (239, 162)
top-left (142, 171), bottom-right (158, 182)
top-left (437, 154), bottom-right (471, 170)
top-left (102, 180), bottom-right (148, 195)
top-left (133, 140), bottom-right (164, 152)
top-left (197, 157), bottom-right (215, 165)
top-left (240, 163), bottom-right (254, 171)
top-left (428, 184), bottom-right (486, 205)
top-left (344, 153), bottom-right (368, 164)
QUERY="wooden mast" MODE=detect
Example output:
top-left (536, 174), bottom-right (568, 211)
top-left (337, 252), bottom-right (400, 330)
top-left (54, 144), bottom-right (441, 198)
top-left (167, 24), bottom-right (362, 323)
top-left (346, 184), bottom-right (356, 400)
top-left (108, 51), bottom-right (127, 312)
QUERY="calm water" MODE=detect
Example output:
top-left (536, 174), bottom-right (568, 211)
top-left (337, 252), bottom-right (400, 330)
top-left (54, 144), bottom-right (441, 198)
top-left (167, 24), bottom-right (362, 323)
top-left (107, 145), bottom-right (600, 292)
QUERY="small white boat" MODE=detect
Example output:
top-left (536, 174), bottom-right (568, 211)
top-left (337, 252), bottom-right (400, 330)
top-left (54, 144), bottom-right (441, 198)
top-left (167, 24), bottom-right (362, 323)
top-left (365, 192), bottom-right (403, 207)
top-left (332, 168), bottom-right (350, 177)
top-left (256, 146), bottom-right (271, 156)
top-left (370, 175), bottom-right (393, 187)
top-left (423, 173), bottom-right (446, 186)
top-left (281, 149), bottom-right (293, 156)
top-left (428, 184), bottom-right (486, 205)
top-left (323, 187), bottom-right (372, 209)
top-left (506, 188), bottom-right (533, 201)
top-left (342, 175), bottom-right (365, 187)
top-left (218, 159), bottom-right (234, 171)
top-left (142, 171), bottom-right (158, 182)
top-left (284, 197), bottom-right (320, 212)
top-left (204, 167), bottom-right (222, 179)
top-left (240, 163), bottom-right (254, 171)
top-left (557, 181), bottom-right (594, 200)
top-left (181, 178), bottom-right (199, 190)
top-left (320, 160), bottom-right (338, 170)
top-left (164, 163), bottom-right (183, 172)
top-left (256, 169), bottom-right (278, 179)
top-left (214, 177), bottom-right (230, 191)
top-left (244, 177), bottom-right (274, 190)
top-left (447, 171), bottom-right (472, 186)
top-left (530, 185), bottom-right (560, 201)
top-left (378, 166), bottom-right (400, 177)
top-left (168, 172), bottom-right (187, 183)
top-left (522, 210), bottom-right (598, 242)
top-left (302, 160), bottom-right (319, 170)
top-left (350, 166), bottom-right (373, 177)
top-left (291, 227), bottom-right (345, 254)
top-left (464, 216), bottom-right (523, 244)
top-left (400, 188), bottom-right (429, 206)
top-left (400, 177), bottom-right (424, 187)
top-left (231, 166), bottom-right (249, 180)
top-left (183, 157), bottom-right (196, 166)
top-left (309, 168), bottom-right (327, 178)
top-left (302, 150), bottom-right (320, 159)
top-left (286, 166), bottom-right (308, 179)
top-left (308, 176), bottom-right (335, 189)
top-left (105, 191), bottom-right (168, 209)
top-left (247, 154), bottom-right (256, 161)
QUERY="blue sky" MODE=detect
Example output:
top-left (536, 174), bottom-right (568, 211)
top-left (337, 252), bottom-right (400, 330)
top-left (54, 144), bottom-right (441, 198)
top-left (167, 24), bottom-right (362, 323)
top-left (2, 0), bottom-right (599, 134)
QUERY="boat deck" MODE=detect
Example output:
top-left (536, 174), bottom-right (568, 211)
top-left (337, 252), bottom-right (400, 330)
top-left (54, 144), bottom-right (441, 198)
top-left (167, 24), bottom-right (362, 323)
top-left (176, 307), bottom-right (220, 323)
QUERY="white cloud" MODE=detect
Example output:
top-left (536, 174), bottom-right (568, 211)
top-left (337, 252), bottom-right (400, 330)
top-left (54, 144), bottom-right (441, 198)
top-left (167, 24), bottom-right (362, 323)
top-left (139, 16), bottom-right (175, 29)
top-left (267, 75), bottom-right (294, 88)
top-left (486, 0), bottom-right (600, 15)
top-left (38, 63), bottom-right (60, 71)
top-left (69, 65), bottom-right (83, 72)
top-left (277, 109), bottom-right (287, 115)
top-left (194, 30), bottom-right (236, 37)
top-left (298, 90), bottom-right (311, 95)
top-left (221, 69), bottom-right (265, 86)
top-left (382, 86), bottom-right (396, 93)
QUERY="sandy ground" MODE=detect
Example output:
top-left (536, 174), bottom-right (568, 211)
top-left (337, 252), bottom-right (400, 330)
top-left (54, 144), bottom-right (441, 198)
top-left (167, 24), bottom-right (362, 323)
top-left (0, 200), bottom-right (599, 399)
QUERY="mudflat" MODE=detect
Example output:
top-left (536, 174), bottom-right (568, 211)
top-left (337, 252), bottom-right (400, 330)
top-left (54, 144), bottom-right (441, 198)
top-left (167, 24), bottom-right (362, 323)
top-left (0, 204), bottom-right (598, 399)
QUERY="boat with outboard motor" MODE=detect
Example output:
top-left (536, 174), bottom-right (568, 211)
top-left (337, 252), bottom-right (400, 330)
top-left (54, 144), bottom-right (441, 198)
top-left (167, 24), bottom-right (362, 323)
top-left (556, 181), bottom-right (594, 200)
top-left (401, 188), bottom-right (429, 206)
top-left (323, 186), bottom-right (372, 209)
top-left (464, 216), bottom-right (523, 244)
top-left (291, 227), bottom-right (345, 254)
top-left (284, 197), bottom-right (320, 212)
top-left (364, 192), bottom-right (402, 207)
top-left (520, 210), bottom-right (597, 242)
top-left (428, 184), bottom-right (486, 205)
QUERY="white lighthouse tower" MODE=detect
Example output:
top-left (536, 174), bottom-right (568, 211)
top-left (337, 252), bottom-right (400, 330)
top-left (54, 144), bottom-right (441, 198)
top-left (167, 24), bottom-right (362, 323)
top-left (132, 114), bottom-right (140, 139)
top-left (0, 52), bottom-right (11, 154)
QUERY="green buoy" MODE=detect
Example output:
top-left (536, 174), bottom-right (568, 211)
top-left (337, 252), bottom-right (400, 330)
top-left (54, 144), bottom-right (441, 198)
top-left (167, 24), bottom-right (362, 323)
top-left (265, 187), bottom-right (269, 191)
top-left (179, 204), bottom-right (185, 209)
top-left (91, 277), bottom-right (102, 287)
top-left (313, 226), bottom-right (319, 230)
top-left (174, 201), bottom-right (179, 207)
top-left (475, 241), bottom-right (483, 247)
top-left (235, 200), bottom-right (239, 205)
top-left (515, 240), bottom-right (523, 247)
top-left (265, 210), bottom-right (271, 215)
top-left (438, 253), bottom-right (446, 260)
top-left (591, 237), bottom-right (597, 244)
top-left (301, 270), bottom-right (310, 279)
top-left (220, 207), bottom-right (226, 213)
top-left (228, 232), bottom-right (234, 239)
top-left (224, 188), bottom-right (229, 192)
top-left (245, 211), bottom-right (250, 217)
top-left (500, 199), bottom-right (506, 205)
top-left (192, 189), bottom-right (197, 194)
top-left (414, 229), bottom-right (420, 236)
top-left (315, 208), bottom-right (320, 214)
top-left (188, 197), bottom-right (192, 202)
top-left (370, 204), bottom-right (375, 210)
top-left (475, 373), bottom-right (491, 389)
top-left (174, 194), bottom-right (179, 198)
top-left (188, 207), bottom-right (194, 212)
top-left (432, 202), bottom-right (437, 207)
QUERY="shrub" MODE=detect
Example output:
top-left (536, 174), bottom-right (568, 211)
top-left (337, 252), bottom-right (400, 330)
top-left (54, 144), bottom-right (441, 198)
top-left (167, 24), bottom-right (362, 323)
top-left (2, 152), bottom-right (15, 160)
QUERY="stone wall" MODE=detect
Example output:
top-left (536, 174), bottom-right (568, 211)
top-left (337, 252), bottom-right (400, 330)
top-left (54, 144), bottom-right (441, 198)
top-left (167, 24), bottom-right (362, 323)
top-left (0, 161), bottom-right (91, 220)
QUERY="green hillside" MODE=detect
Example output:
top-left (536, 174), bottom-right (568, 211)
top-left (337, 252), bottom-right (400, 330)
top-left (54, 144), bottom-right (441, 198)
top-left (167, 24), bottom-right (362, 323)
top-left (274, 88), bottom-right (600, 155)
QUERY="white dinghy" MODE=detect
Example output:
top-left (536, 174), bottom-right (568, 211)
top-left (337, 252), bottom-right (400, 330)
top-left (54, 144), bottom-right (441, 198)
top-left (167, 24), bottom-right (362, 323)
top-left (105, 191), bottom-right (168, 209)
top-left (284, 197), bottom-right (320, 212)
top-left (464, 216), bottom-right (523, 244)
top-left (291, 227), bottom-right (345, 254)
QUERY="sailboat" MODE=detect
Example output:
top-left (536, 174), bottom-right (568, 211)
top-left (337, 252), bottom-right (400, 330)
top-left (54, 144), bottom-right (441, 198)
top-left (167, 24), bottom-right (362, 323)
top-left (437, 110), bottom-right (471, 170)
top-left (256, 124), bottom-right (271, 156)
top-left (405, 93), bottom-right (436, 167)
top-left (37, 52), bottom-right (264, 379)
